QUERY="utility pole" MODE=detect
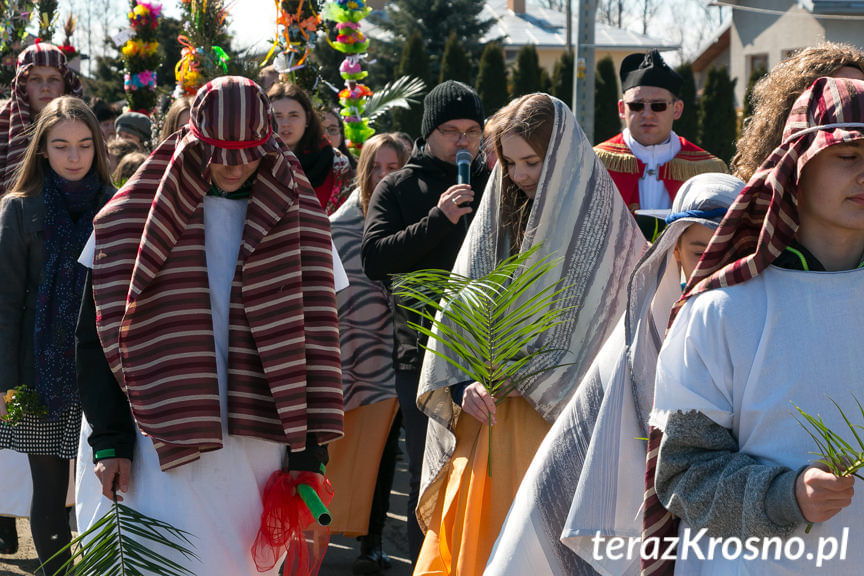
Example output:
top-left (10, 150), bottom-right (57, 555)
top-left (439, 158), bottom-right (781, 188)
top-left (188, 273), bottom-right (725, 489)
top-left (572, 0), bottom-right (597, 143)
top-left (566, 0), bottom-right (572, 53)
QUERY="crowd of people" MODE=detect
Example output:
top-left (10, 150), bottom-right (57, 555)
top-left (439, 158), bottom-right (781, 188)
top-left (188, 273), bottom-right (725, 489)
top-left (1, 36), bottom-right (864, 576)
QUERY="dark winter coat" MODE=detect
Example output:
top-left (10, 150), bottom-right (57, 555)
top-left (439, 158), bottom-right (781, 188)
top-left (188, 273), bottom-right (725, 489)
top-left (361, 141), bottom-right (489, 372)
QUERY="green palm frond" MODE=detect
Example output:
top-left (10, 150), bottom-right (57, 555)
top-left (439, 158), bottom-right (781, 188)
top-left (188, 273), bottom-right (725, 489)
top-left (794, 394), bottom-right (864, 533)
top-left (364, 75), bottom-right (426, 123)
top-left (43, 499), bottom-right (198, 576)
top-left (392, 244), bottom-right (576, 399)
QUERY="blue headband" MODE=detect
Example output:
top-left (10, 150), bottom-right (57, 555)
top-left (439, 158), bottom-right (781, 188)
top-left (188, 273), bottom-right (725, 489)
top-left (664, 207), bottom-right (727, 225)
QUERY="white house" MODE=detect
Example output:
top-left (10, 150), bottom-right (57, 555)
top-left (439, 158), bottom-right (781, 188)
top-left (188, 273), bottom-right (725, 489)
top-left (692, 0), bottom-right (864, 106)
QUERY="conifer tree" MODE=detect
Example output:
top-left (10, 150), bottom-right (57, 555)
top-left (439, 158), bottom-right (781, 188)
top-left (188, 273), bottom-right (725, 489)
top-left (594, 55), bottom-right (620, 143)
top-left (674, 62), bottom-right (699, 143)
top-left (439, 32), bottom-right (472, 84)
top-left (512, 45), bottom-right (542, 97)
top-left (698, 65), bottom-right (737, 164)
top-left (392, 30), bottom-right (429, 138)
top-left (552, 50), bottom-right (573, 108)
top-left (476, 42), bottom-right (509, 115)
top-left (376, 0), bottom-right (493, 81)
top-left (741, 65), bottom-right (767, 124)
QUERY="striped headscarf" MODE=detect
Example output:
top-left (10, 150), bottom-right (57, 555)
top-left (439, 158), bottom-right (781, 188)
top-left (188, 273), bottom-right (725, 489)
top-left (0, 43), bottom-right (83, 192)
top-left (91, 76), bottom-right (343, 471)
top-left (641, 76), bottom-right (864, 576)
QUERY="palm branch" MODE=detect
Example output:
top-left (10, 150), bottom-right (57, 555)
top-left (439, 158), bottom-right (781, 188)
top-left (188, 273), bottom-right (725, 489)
top-left (392, 245), bottom-right (576, 471)
top-left (42, 498), bottom-right (198, 576)
top-left (794, 394), bottom-right (864, 533)
top-left (364, 75), bottom-right (426, 123)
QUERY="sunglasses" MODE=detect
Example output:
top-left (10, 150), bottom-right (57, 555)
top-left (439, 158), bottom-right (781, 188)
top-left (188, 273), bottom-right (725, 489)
top-left (625, 100), bottom-right (674, 112)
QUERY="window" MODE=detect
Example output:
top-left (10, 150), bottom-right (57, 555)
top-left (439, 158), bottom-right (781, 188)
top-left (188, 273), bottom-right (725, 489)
top-left (748, 53), bottom-right (768, 77)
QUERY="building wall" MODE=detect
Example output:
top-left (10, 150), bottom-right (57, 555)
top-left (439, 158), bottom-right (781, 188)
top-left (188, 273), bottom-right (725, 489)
top-left (505, 46), bottom-right (640, 96)
top-left (731, 1), bottom-right (825, 105)
top-left (694, 45), bottom-right (731, 94)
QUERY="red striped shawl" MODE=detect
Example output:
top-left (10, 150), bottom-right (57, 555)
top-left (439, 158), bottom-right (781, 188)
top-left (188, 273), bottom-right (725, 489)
top-left (0, 43), bottom-right (83, 193)
top-left (641, 76), bottom-right (864, 576)
top-left (91, 77), bottom-right (343, 471)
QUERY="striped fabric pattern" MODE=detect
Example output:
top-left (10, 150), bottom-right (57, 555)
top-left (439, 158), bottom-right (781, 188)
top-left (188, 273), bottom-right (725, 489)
top-left (0, 43), bottom-right (83, 193)
top-left (92, 77), bottom-right (343, 471)
top-left (641, 76), bottom-right (864, 576)
top-left (329, 189), bottom-right (396, 411)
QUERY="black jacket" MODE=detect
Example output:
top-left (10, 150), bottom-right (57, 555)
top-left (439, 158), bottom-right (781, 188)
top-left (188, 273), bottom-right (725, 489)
top-left (0, 185), bottom-right (113, 393)
top-left (361, 141), bottom-right (489, 372)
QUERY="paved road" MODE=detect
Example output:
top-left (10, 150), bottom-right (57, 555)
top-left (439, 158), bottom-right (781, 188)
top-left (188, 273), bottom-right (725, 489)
top-left (0, 436), bottom-right (414, 576)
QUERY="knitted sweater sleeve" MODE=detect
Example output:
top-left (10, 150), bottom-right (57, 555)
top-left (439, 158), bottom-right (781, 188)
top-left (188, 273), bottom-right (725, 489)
top-left (655, 410), bottom-right (806, 540)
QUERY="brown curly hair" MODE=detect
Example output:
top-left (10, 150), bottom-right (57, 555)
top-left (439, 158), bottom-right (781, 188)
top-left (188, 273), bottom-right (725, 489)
top-left (731, 42), bottom-right (864, 181)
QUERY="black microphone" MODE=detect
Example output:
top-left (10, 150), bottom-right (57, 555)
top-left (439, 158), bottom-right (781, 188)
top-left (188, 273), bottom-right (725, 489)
top-left (456, 150), bottom-right (472, 186)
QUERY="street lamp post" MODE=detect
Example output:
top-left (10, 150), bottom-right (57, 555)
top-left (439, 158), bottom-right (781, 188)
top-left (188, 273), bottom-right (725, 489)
top-left (572, 0), bottom-right (597, 143)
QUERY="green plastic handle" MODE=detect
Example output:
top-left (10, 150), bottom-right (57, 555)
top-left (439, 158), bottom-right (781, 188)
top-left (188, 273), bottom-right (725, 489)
top-left (298, 483), bottom-right (331, 526)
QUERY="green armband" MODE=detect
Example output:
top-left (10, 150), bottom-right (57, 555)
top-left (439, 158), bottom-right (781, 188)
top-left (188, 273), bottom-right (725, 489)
top-left (94, 448), bottom-right (116, 460)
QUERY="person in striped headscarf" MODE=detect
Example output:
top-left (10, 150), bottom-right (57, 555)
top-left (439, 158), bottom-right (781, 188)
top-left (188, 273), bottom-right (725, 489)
top-left (646, 76), bottom-right (864, 574)
top-left (74, 76), bottom-right (345, 575)
top-left (0, 42), bottom-right (83, 193)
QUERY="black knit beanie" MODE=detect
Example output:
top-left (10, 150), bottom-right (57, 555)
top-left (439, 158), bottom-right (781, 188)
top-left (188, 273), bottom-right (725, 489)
top-left (421, 80), bottom-right (485, 139)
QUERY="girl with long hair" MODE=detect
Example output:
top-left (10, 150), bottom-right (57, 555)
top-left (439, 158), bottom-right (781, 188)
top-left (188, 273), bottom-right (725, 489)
top-left (325, 134), bottom-right (408, 574)
top-left (413, 93), bottom-right (645, 575)
top-left (267, 82), bottom-right (354, 215)
top-left (0, 95), bottom-right (113, 575)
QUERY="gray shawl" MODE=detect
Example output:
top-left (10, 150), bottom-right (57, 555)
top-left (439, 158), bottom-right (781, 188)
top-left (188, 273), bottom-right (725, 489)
top-left (485, 173), bottom-right (745, 576)
top-left (416, 95), bottom-right (646, 530)
top-left (330, 188), bottom-right (396, 411)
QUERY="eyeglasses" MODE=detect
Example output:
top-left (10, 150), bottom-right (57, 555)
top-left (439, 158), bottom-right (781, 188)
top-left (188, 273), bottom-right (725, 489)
top-left (324, 127), bottom-right (341, 137)
top-left (437, 127), bottom-right (483, 142)
top-left (625, 100), bottom-right (674, 113)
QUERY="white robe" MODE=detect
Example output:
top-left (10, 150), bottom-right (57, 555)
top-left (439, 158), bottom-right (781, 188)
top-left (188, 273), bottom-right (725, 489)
top-left (0, 450), bottom-right (31, 517)
top-left (76, 198), bottom-right (284, 576)
top-left (651, 265), bottom-right (864, 575)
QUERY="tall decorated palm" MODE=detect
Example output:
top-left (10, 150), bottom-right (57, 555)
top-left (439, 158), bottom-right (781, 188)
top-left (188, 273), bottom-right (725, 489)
top-left (392, 245), bottom-right (575, 471)
top-left (174, 0), bottom-right (231, 97)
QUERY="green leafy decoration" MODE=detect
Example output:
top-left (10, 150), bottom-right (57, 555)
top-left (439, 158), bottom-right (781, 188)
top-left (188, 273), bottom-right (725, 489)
top-left (392, 245), bottom-right (576, 472)
top-left (42, 499), bottom-right (198, 576)
top-left (794, 394), bottom-right (864, 533)
top-left (363, 75), bottom-right (426, 123)
top-left (2, 384), bottom-right (48, 425)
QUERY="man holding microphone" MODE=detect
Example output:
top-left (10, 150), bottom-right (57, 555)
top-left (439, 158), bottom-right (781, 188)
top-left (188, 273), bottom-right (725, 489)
top-left (361, 79), bottom-right (489, 566)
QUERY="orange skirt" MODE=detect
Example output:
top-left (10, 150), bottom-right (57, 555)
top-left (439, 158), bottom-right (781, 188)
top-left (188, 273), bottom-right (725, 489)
top-left (413, 396), bottom-right (550, 576)
top-left (326, 398), bottom-right (399, 536)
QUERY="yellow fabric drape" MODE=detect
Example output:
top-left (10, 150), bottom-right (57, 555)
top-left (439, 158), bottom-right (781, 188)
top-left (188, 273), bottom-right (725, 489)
top-left (327, 398), bottom-right (399, 536)
top-left (414, 397), bottom-right (550, 576)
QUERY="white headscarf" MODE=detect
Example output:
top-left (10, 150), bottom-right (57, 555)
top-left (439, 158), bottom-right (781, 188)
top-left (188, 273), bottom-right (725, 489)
top-left (485, 172), bottom-right (745, 576)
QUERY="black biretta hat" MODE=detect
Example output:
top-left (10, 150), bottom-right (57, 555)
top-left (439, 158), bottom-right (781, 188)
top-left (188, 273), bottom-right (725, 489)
top-left (620, 50), bottom-right (682, 96)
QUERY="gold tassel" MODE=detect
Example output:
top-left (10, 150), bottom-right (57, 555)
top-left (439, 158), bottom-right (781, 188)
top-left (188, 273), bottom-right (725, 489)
top-left (661, 157), bottom-right (728, 182)
top-left (595, 149), bottom-right (639, 174)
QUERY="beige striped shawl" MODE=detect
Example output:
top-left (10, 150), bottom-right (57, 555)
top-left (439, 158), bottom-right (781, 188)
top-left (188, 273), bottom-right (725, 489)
top-left (416, 95), bottom-right (647, 529)
top-left (92, 77), bottom-right (343, 471)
